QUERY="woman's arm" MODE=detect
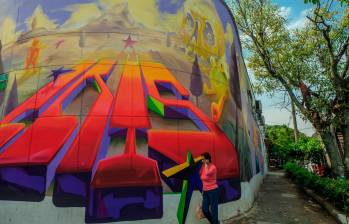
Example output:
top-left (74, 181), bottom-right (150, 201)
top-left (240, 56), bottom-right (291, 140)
top-left (205, 165), bottom-right (216, 177)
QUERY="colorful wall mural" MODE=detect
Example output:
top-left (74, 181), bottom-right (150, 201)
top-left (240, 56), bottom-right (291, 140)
top-left (0, 0), bottom-right (266, 223)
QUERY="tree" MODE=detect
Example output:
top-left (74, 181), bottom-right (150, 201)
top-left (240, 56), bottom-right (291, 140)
top-left (227, 0), bottom-right (349, 177)
top-left (190, 55), bottom-right (203, 106)
top-left (291, 100), bottom-right (299, 142)
top-left (304, 0), bottom-right (349, 4)
top-left (265, 125), bottom-right (325, 165)
top-left (166, 32), bottom-right (171, 47)
top-left (31, 17), bottom-right (37, 30)
top-left (79, 30), bottom-right (86, 58)
top-left (292, 136), bottom-right (324, 164)
top-left (265, 125), bottom-right (296, 165)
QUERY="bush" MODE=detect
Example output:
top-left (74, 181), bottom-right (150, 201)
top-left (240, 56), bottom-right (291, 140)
top-left (284, 162), bottom-right (349, 212)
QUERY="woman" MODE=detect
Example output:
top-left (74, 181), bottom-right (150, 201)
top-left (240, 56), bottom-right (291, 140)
top-left (200, 152), bottom-right (219, 224)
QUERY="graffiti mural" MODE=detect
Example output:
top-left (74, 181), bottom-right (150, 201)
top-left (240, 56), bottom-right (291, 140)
top-left (0, 0), bottom-right (265, 223)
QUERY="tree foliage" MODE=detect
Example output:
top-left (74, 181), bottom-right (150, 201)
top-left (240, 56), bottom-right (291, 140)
top-left (190, 55), bottom-right (203, 106)
top-left (285, 162), bottom-right (349, 211)
top-left (304, 0), bottom-right (349, 5)
top-left (265, 125), bottom-right (324, 164)
top-left (227, 0), bottom-right (349, 178)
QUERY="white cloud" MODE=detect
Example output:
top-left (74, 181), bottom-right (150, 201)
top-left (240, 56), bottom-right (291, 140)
top-left (288, 9), bottom-right (311, 30)
top-left (278, 6), bottom-right (292, 19)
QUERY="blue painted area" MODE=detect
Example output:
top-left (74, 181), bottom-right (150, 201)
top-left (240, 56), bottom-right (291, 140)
top-left (0, 0), bottom-right (17, 25)
top-left (157, 0), bottom-right (184, 14)
top-left (15, 0), bottom-right (96, 31)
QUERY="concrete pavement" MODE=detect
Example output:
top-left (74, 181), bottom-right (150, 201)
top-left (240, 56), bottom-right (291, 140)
top-left (224, 170), bottom-right (336, 224)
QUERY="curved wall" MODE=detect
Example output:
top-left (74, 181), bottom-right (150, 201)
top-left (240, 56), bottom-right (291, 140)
top-left (0, 0), bottom-right (266, 223)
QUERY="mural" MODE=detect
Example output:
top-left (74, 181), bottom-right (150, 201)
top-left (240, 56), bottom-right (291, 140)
top-left (0, 0), bottom-right (265, 223)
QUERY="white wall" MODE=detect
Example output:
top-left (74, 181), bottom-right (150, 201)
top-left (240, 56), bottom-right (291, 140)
top-left (0, 173), bottom-right (265, 224)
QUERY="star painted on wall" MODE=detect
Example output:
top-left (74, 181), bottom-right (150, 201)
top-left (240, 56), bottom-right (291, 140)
top-left (162, 151), bottom-right (203, 224)
top-left (48, 67), bottom-right (74, 83)
top-left (123, 34), bottom-right (137, 49)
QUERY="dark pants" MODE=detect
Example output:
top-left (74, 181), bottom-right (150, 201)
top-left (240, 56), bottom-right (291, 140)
top-left (202, 188), bottom-right (219, 224)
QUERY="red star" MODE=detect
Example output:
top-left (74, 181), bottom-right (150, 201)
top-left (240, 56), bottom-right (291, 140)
top-left (123, 34), bottom-right (136, 49)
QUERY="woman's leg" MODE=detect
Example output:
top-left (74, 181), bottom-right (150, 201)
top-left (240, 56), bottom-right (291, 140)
top-left (202, 191), bottom-right (214, 223)
top-left (209, 188), bottom-right (219, 224)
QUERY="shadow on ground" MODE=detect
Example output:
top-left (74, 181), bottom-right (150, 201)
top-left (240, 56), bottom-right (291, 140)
top-left (224, 170), bottom-right (336, 224)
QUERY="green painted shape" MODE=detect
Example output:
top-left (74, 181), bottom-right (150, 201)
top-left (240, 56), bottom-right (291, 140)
top-left (163, 192), bottom-right (181, 195)
top-left (147, 96), bottom-right (164, 117)
top-left (176, 151), bottom-right (194, 224)
top-left (177, 179), bottom-right (189, 224)
top-left (0, 73), bottom-right (8, 91)
top-left (93, 79), bottom-right (101, 93)
top-left (187, 150), bottom-right (194, 165)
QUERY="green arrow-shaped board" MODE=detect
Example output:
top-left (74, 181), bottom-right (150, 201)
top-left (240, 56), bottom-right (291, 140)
top-left (177, 151), bottom-right (195, 224)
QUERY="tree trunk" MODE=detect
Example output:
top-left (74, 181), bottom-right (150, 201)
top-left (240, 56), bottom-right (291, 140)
top-left (291, 100), bottom-right (298, 142)
top-left (319, 128), bottom-right (345, 177)
top-left (343, 124), bottom-right (349, 179)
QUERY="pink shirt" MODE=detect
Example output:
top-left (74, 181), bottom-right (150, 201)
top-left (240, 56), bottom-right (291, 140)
top-left (200, 163), bottom-right (218, 191)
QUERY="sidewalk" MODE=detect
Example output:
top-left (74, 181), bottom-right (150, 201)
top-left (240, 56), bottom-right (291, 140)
top-left (225, 170), bottom-right (336, 224)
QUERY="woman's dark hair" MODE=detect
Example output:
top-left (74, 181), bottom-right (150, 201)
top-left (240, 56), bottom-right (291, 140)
top-left (202, 152), bottom-right (212, 163)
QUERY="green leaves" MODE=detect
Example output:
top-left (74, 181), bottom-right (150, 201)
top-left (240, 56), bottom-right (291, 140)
top-left (228, 0), bottom-right (349, 121)
top-left (266, 125), bottom-right (324, 163)
top-left (228, 0), bottom-right (349, 177)
top-left (304, 0), bottom-right (349, 5)
top-left (285, 162), bottom-right (349, 211)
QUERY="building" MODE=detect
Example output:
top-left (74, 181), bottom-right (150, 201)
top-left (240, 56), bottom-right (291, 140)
top-left (0, 0), bottom-right (267, 223)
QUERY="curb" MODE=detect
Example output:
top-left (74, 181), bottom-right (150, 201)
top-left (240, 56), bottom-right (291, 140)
top-left (302, 187), bottom-right (349, 224)
top-left (222, 200), bottom-right (256, 223)
top-left (222, 175), bottom-right (266, 223)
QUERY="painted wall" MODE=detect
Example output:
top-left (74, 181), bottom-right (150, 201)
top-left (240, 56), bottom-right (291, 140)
top-left (0, 0), bottom-right (266, 223)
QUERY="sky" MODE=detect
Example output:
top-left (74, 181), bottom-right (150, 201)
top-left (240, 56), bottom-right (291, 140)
top-left (251, 0), bottom-right (315, 136)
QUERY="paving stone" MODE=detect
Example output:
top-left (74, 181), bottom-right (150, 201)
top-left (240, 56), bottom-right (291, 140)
top-left (224, 170), bottom-right (336, 224)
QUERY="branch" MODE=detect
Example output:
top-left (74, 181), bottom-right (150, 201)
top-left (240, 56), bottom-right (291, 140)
top-left (337, 34), bottom-right (349, 61)
top-left (271, 73), bottom-right (306, 115)
top-left (307, 7), bottom-right (342, 86)
top-left (236, 1), bottom-right (250, 32)
top-left (343, 50), bottom-right (349, 78)
top-left (310, 17), bottom-right (336, 60)
top-left (328, 0), bottom-right (334, 12)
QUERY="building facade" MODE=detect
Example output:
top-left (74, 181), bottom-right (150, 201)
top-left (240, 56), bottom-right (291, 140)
top-left (0, 0), bottom-right (267, 223)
